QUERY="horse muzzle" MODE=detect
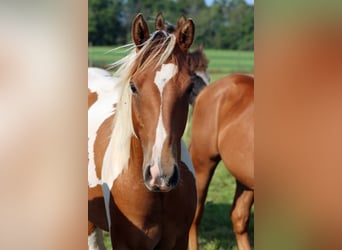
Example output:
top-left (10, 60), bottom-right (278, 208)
top-left (143, 163), bottom-right (179, 192)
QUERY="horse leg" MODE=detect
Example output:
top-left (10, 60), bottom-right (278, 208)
top-left (188, 158), bottom-right (219, 250)
top-left (230, 180), bottom-right (254, 250)
top-left (88, 222), bottom-right (107, 250)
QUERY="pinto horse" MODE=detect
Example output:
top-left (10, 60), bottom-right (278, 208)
top-left (188, 74), bottom-right (254, 250)
top-left (88, 14), bottom-right (197, 249)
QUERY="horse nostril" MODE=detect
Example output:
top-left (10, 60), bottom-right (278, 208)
top-left (144, 165), bottom-right (152, 181)
top-left (144, 164), bottom-right (179, 191)
top-left (168, 165), bottom-right (179, 187)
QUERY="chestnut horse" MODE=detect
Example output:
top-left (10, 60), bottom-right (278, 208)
top-left (188, 74), bottom-right (254, 250)
top-left (88, 14), bottom-right (197, 249)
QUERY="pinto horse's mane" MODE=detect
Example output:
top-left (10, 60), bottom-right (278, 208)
top-left (102, 31), bottom-right (178, 188)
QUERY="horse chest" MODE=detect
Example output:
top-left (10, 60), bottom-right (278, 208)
top-left (110, 176), bottom-right (180, 248)
top-left (112, 172), bottom-right (165, 220)
top-left (111, 167), bottom-right (196, 231)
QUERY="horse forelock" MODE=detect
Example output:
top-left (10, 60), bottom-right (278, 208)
top-left (138, 32), bottom-right (177, 72)
top-left (102, 32), bottom-right (180, 190)
top-left (109, 31), bottom-right (177, 89)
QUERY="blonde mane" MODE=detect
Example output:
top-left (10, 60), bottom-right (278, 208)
top-left (102, 31), bottom-right (178, 189)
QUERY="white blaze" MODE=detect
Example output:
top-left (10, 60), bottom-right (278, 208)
top-left (150, 64), bottom-right (178, 175)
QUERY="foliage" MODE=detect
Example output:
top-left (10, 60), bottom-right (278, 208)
top-left (88, 0), bottom-right (125, 45)
top-left (88, 0), bottom-right (254, 50)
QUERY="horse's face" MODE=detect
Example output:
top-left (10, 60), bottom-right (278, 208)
top-left (130, 60), bottom-right (191, 192)
top-left (130, 14), bottom-right (194, 192)
top-left (188, 46), bottom-right (210, 85)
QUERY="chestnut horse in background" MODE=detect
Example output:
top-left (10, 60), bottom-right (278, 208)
top-left (88, 14), bottom-right (197, 249)
top-left (188, 74), bottom-right (254, 250)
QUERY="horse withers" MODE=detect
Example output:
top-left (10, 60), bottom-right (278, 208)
top-left (88, 13), bottom-right (197, 249)
top-left (188, 74), bottom-right (254, 250)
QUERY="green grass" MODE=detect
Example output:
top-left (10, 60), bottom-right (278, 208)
top-left (88, 46), bottom-right (254, 83)
top-left (90, 46), bottom-right (254, 249)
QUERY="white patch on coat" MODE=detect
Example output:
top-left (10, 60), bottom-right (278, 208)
top-left (88, 67), bottom-right (122, 187)
top-left (88, 228), bottom-right (106, 250)
top-left (154, 63), bottom-right (178, 93)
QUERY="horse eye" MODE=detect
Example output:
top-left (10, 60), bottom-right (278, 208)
top-left (130, 82), bottom-right (138, 94)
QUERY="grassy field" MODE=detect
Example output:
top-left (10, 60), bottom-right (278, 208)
top-left (89, 46), bottom-right (254, 249)
top-left (88, 46), bottom-right (254, 82)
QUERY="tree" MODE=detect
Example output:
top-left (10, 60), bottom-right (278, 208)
top-left (88, 0), bottom-right (254, 50)
top-left (219, 0), bottom-right (254, 50)
top-left (88, 0), bottom-right (125, 45)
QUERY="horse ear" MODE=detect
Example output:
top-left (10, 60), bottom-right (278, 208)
top-left (132, 13), bottom-right (150, 48)
top-left (176, 15), bottom-right (187, 29)
top-left (155, 12), bottom-right (165, 30)
top-left (176, 19), bottom-right (195, 52)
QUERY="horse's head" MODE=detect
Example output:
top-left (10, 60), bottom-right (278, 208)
top-left (155, 13), bottom-right (210, 105)
top-left (129, 14), bottom-right (195, 192)
top-left (187, 45), bottom-right (210, 105)
top-left (188, 45), bottom-right (210, 85)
